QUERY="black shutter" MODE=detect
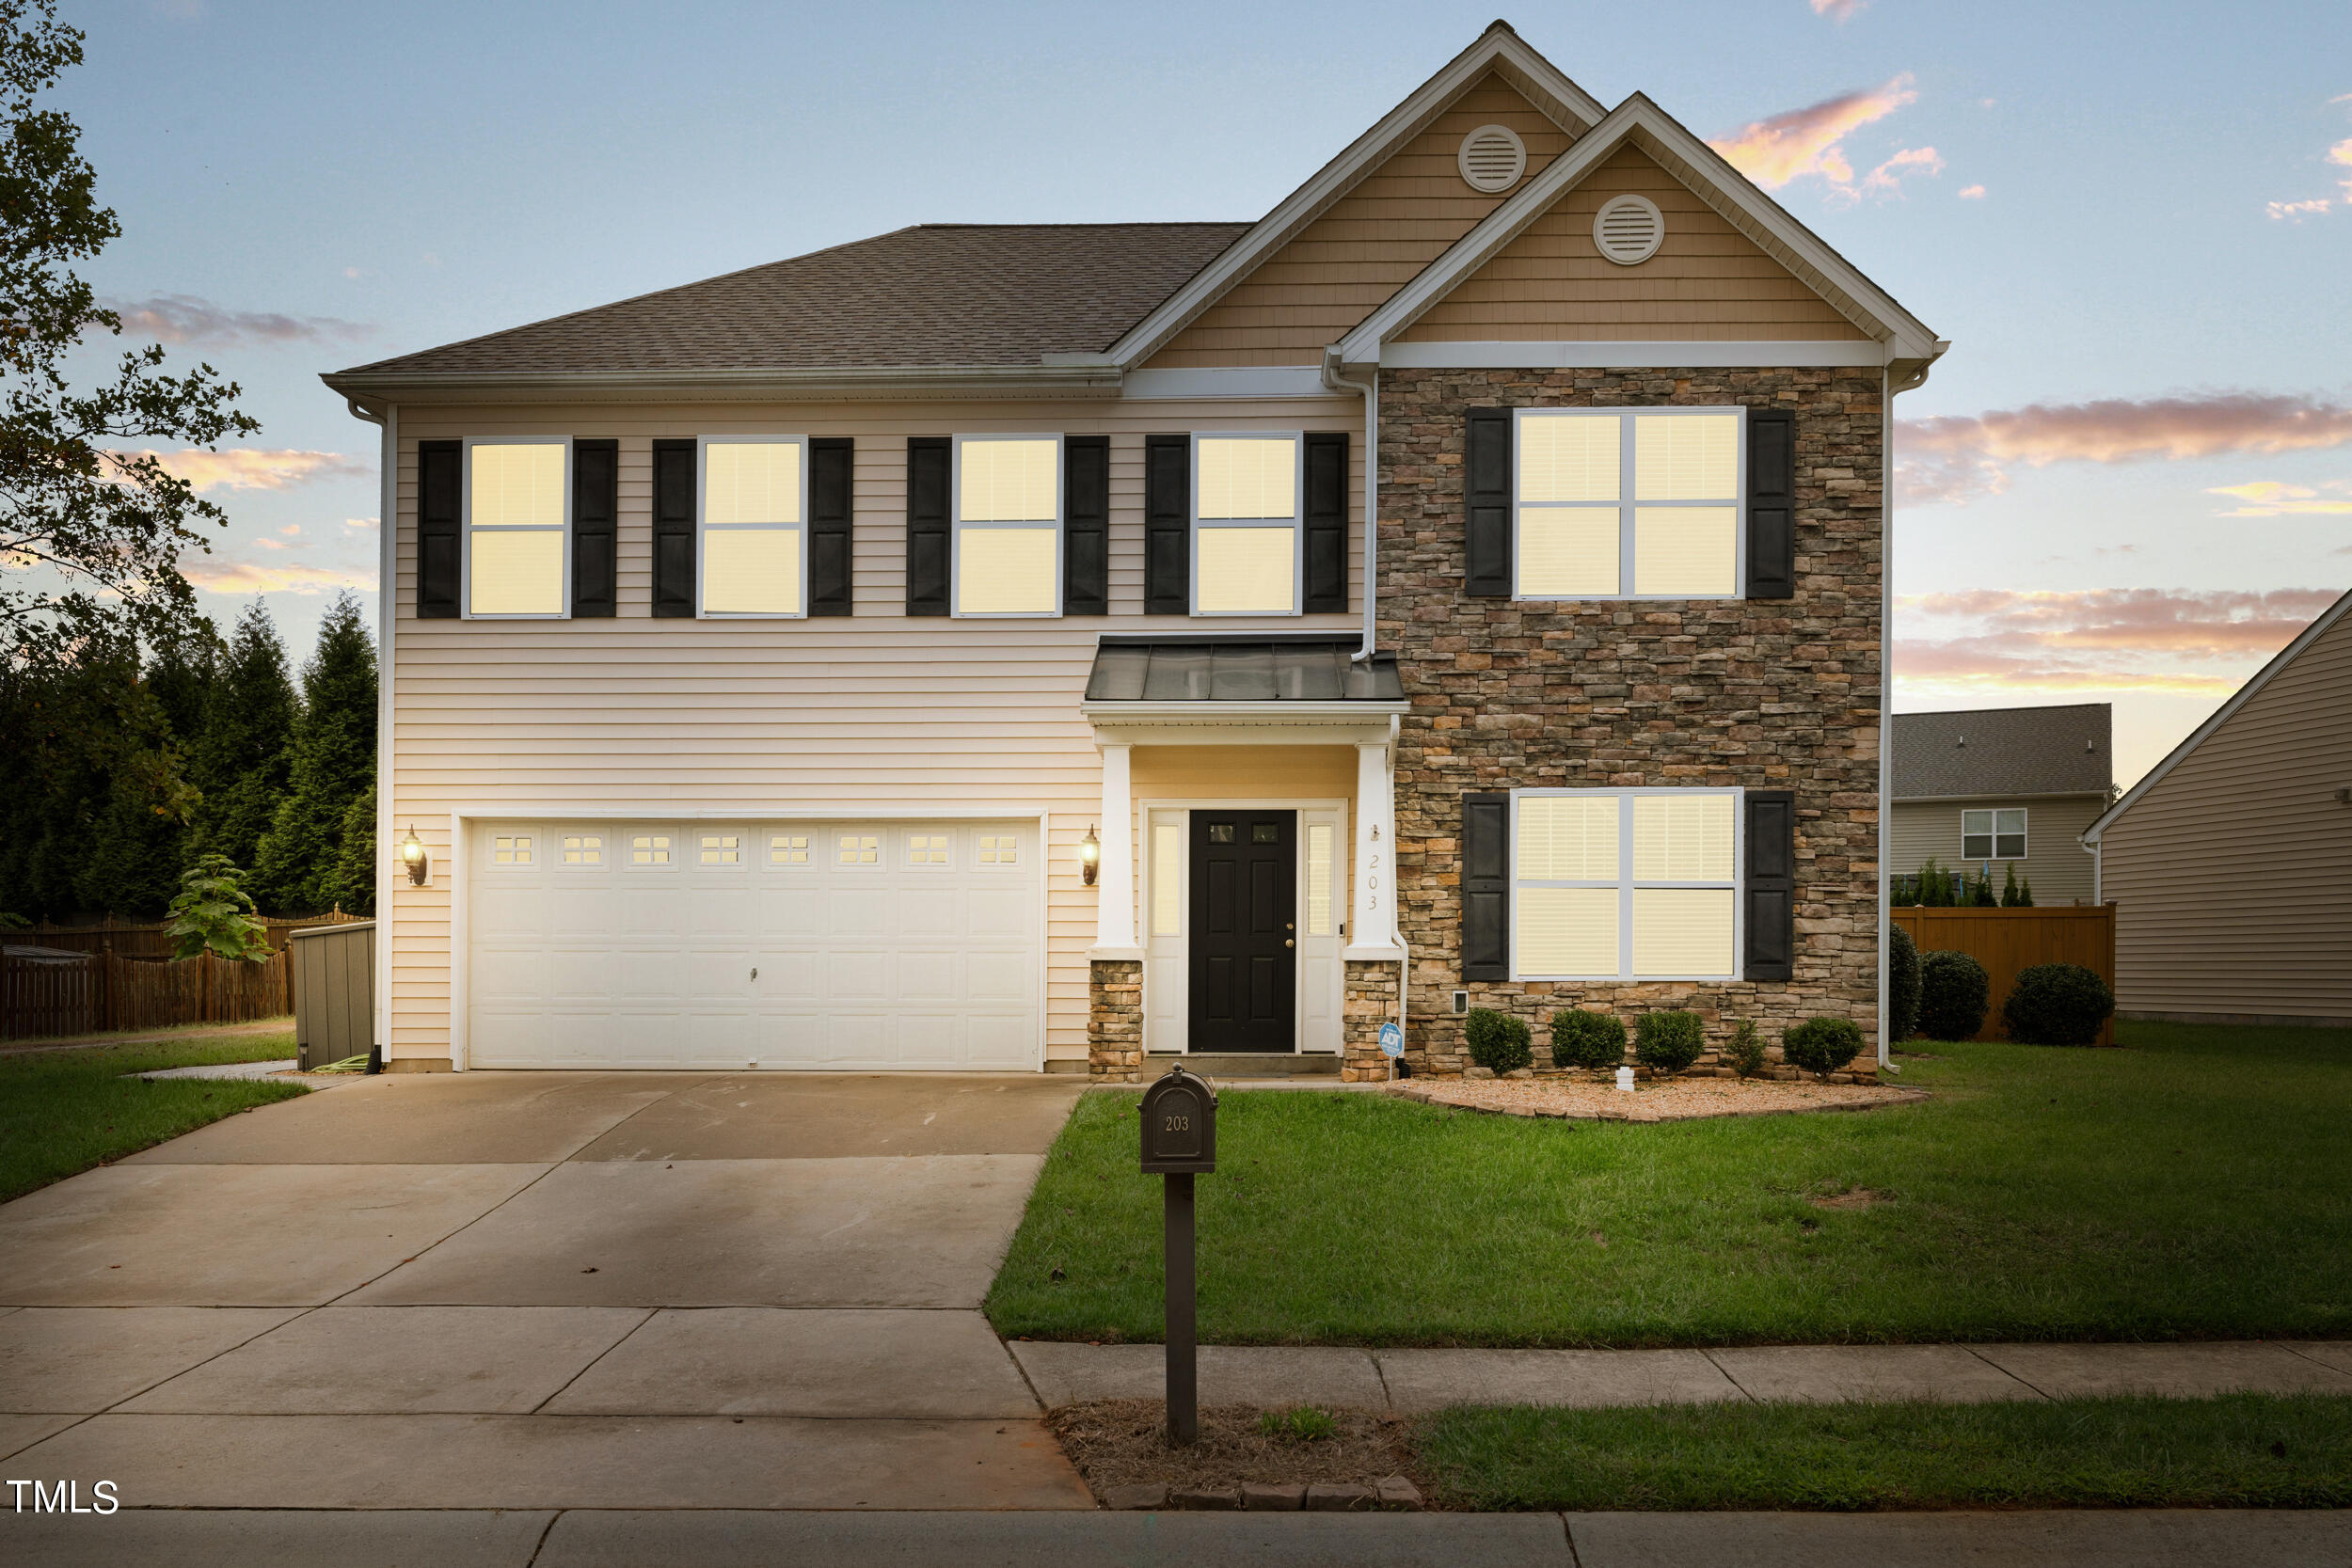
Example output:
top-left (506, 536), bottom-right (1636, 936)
top-left (1745, 407), bottom-right (1796, 600)
top-left (1144, 433), bottom-right (1189, 615)
top-left (570, 439), bottom-right (617, 618)
top-left (416, 440), bottom-right (460, 618)
top-left (1462, 792), bottom-right (1510, 982)
top-left (1743, 789), bottom-right (1796, 981)
top-left (809, 436), bottom-right (854, 617)
top-left (905, 436), bottom-right (949, 616)
top-left (651, 439), bottom-right (696, 617)
top-left (1465, 408), bottom-right (1511, 596)
top-left (1303, 431), bottom-right (1348, 614)
top-left (1063, 435), bottom-right (1109, 615)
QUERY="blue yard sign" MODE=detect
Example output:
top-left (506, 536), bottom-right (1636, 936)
top-left (1379, 1022), bottom-right (1404, 1058)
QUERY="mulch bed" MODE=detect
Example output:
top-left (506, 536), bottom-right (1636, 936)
top-left (1049, 1399), bottom-right (1430, 1501)
top-left (1388, 1076), bottom-right (1929, 1123)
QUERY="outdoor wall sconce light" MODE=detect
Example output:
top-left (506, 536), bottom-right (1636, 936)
top-left (399, 827), bottom-right (428, 886)
top-left (1079, 825), bottom-right (1101, 887)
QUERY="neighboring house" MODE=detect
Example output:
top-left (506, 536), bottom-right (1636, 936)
top-left (2083, 588), bottom-right (2352, 1028)
top-left (1890, 705), bottom-right (2111, 905)
top-left (322, 23), bottom-right (1944, 1080)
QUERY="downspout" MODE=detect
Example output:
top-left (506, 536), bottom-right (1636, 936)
top-left (342, 396), bottom-right (395, 1074)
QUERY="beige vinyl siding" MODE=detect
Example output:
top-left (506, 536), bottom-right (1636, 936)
top-left (1145, 75), bottom-right (1576, 368)
top-left (387, 396), bottom-right (1363, 1067)
top-left (2097, 608), bottom-right (2352, 1024)
top-left (1890, 796), bottom-right (2104, 906)
top-left (1398, 146), bottom-right (1870, 342)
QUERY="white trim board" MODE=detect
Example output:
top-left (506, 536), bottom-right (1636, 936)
top-left (1380, 341), bottom-right (1890, 369)
top-left (1123, 367), bottom-right (1332, 400)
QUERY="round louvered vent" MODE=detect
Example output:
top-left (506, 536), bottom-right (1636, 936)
top-left (1457, 124), bottom-right (1527, 193)
top-left (1593, 195), bottom-right (1664, 265)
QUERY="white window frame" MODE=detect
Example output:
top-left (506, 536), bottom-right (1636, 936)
top-left (696, 435), bottom-right (809, 619)
top-left (1509, 786), bottom-right (1745, 982)
top-left (951, 433), bottom-right (1062, 619)
top-left (1511, 406), bottom-right (1746, 601)
top-left (1961, 807), bottom-right (2027, 862)
top-left (1191, 431), bottom-right (1304, 617)
top-left (461, 436), bottom-right (571, 620)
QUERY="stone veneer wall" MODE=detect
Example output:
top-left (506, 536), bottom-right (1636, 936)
top-left (1089, 959), bottom-right (1143, 1081)
top-left (1343, 960), bottom-right (1400, 1082)
top-left (1380, 365), bottom-right (1883, 1078)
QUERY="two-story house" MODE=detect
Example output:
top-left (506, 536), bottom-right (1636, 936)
top-left (1892, 705), bottom-right (2112, 905)
top-left (324, 22), bottom-right (1944, 1081)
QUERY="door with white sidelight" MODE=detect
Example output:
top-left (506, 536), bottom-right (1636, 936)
top-left (465, 819), bottom-right (1041, 1070)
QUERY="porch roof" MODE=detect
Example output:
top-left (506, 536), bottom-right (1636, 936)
top-left (1084, 638), bottom-right (1403, 704)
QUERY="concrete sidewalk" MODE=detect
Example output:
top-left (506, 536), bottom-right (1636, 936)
top-left (9, 1508), bottom-right (2347, 1567)
top-left (1009, 1338), bottom-right (2352, 1411)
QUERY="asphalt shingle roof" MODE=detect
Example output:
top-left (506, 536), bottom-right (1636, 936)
top-left (336, 223), bottom-right (1253, 378)
top-left (1892, 705), bottom-right (2113, 800)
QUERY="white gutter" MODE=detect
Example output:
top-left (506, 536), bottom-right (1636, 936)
top-left (340, 396), bottom-right (395, 1071)
top-left (1320, 349), bottom-right (1378, 663)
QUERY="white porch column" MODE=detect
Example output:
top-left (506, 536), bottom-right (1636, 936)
top-left (1345, 738), bottom-right (1403, 956)
top-left (1091, 739), bottom-right (1141, 956)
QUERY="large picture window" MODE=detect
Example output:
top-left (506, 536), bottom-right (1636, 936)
top-left (1193, 433), bottom-right (1300, 615)
top-left (1512, 789), bottom-right (1741, 980)
top-left (700, 436), bottom-right (806, 616)
top-left (1961, 808), bottom-right (2026, 861)
top-left (1515, 408), bottom-right (1742, 599)
top-left (465, 438), bottom-right (568, 617)
top-left (954, 435), bottom-right (1060, 616)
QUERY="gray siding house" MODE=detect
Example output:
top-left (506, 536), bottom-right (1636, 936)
top-left (1891, 705), bottom-right (2111, 905)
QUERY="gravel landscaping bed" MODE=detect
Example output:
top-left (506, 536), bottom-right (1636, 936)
top-left (1049, 1400), bottom-right (1426, 1509)
top-left (1388, 1076), bottom-right (1927, 1122)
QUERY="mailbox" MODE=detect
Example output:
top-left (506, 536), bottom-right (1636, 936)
top-left (1139, 1064), bottom-right (1216, 1174)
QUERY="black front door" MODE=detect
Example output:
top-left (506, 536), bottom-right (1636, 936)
top-left (1188, 811), bottom-right (1295, 1053)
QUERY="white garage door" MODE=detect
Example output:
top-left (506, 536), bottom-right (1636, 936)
top-left (465, 818), bottom-right (1041, 1070)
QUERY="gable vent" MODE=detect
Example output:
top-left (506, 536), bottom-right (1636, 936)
top-left (1593, 194), bottom-right (1664, 265)
top-left (1457, 124), bottom-right (1527, 193)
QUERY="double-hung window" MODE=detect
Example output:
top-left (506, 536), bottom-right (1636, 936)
top-left (1513, 789), bottom-right (1741, 980)
top-left (1961, 808), bottom-right (2026, 861)
top-left (1515, 408), bottom-right (1742, 598)
top-left (954, 435), bottom-right (1060, 616)
top-left (464, 437), bottom-right (569, 617)
top-left (700, 436), bottom-right (806, 616)
top-left (1193, 433), bottom-right (1301, 614)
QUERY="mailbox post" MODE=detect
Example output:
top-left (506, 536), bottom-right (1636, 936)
top-left (1139, 1064), bottom-right (1216, 1445)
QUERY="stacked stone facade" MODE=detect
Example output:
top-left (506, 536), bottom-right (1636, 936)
top-left (1343, 960), bottom-right (1399, 1082)
top-left (1379, 365), bottom-right (1883, 1077)
top-left (1088, 958), bottom-right (1143, 1081)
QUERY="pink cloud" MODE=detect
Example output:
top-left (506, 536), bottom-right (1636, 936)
top-left (105, 448), bottom-right (370, 493)
top-left (102, 293), bottom-right (369, 348)
top-left (182, 560), bottom-right (378, 595)
top-left (1857, 145), bottom-right (1945, 198)
top-left (1708, 75), bottom-right (1918, 198)
top-left (1809, 0), bottom-right (1865, 19)
top-left (1897, 392), bottom-right (2352, 505)
top-left (2268, 197), bottom-right (2331, 220)
top-left (1958, 183), bottom-right (1986, 199)
top-left (2204, 478), bottom-right (2352, 516)
top-left (1895, 587), bottom-right (2338, 695)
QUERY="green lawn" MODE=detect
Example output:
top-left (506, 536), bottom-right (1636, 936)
top-left (0, 1027), bottom-right (310, 1202)
top-left (985, 1022), bottom-right (2352, 1346)
top-left (1416, 1393), bottom-right (2352, 1511)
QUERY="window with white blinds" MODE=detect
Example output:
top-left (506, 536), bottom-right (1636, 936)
top-left (1515, 408), bottom-right (1743, 599)
top-left (1193, 433), bottom-right (1301, 615)
top-left (701, 436), bottom-right (806, 616)
top-left (954, 436), bottom-right (1060, 616)
top-left (465, 439), bottom-right (567, 617)
top-left (1512, 789), bottom-right (1741, 980)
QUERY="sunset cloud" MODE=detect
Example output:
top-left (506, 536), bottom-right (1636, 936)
top-left (181, 560), bottom-right (377, 595)
top-left (1896, 587), bottom-right (2338, 695)
top-left (2268, 197), bottom-right (2331, 220)
top-left (2205, 479), bottom-right (2352, 516)
top-left (1958, 183), bottom-right (1986, 199)
top-left (1808, 0), bottom-right (1865, 20)
top-left (1708, 75), bottom-right (1918, 198)
top-left (102, 293), bottom-right (369, 348)
top-left (1897, 393), bottom-right (2352, 505)
top-left (107, 448), bottom-right (370, 493)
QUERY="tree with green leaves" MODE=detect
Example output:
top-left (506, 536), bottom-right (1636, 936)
top-left (164, 854), bottom-right (269, 961)
top-left (185, 602), bottom-right (299, 875)
top-left (252, 593), bottom-right (376, 912)
top-left (328, 783), bottom-right (377, 916)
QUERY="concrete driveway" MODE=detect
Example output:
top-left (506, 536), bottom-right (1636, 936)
top-left (0, 1070), bottom-right (1093, 1513)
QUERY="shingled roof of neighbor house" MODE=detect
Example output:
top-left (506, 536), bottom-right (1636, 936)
top-left (1893, 705), bottom-right (2113, 800)
top-left (335, 223), bottom-right (1253, 377)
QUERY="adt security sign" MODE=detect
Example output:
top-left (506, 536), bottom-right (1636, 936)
top-left (1379, 1022), bottom-right (1404, 1058)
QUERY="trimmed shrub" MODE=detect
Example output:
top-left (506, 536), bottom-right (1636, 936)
top-left (1634, 1010), bottom-right (1706, 1076)
top-left (2002, 962), bottom-right (2115, 1046)
top-left (1917, 950), bottom-right (1991, 1040)
top-left (1550, 1009), bottom-right (1626, 1070)
top-left (2000, 864), bottom-right (2021, 907)
top-left (2018, 877), bottom-right (2035, 908)
top-left (1888, 924), bottom-right (1922, 1042)
top-left (1782, 1017), bottom-right (1865, 1076)
top-left (1727, 1019), bottom-right (1766, 1077)
top-left (1463, 1008), bottom-right (1533, 1074)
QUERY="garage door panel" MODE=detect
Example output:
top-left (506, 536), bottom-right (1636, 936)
top-left (685, 1011), bottom-right (760, 1068)
top-left (968, 889), bottom-right (1030, 932)
top-left (754, 948), bottom-right (825, 1002)
top-left (474, 888), bottom-right (548, 939)
top-left (547, 950), bottom-right (616, 1004)
top-left (894, 951), bottom-right (962, 1003)
top-left (895, 1012), bottom-right (961, 1065)
top-left (759, 889), bottom-right (823, 935)
top-left (616, 950), bottom-right (686, 1002)
top-left (829, 889), bottom-right (893, 939)
top-left (825, 949), bottom-right (890, 1003)
top-left (898, 889), bottom-right (963, 938)
top-left (966, 1014), bottom-right (1034, 1069)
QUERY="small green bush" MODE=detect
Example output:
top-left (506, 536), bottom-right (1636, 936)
top-left (1888, 924), bottom-right (1922, 1042)
top-left (1463, 1008), bottom-right (1534, 1073)
top-left (1782, 1016), bottom-right (1865, 1076)
top-left (1727, 1019), bottom-right (1765, 1077)
top-left (1633, 1011), bottom-right (1705, 1076)
top-left (1550, 1009), bottom-right (1626, 1070)
top-left (1917, 950), bottom-right (1991, 1040)
top-left (1258, 1406), bottom-right (1337, 1442)
top-left (2002, 962), bottom-right (2115, 1046)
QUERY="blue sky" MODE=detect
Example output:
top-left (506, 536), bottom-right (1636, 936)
top-left (61, 0), bottom-right (2351, 784)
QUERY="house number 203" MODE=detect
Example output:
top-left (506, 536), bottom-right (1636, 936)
top-left (1164, 1114), bottom-right (1190, 1132)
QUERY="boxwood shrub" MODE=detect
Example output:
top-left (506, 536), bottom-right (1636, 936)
top-left (1782, 1016), bottom-right (1864, 1076)
top-left (1463, 1008), bottom-right (1533, 1074)
top-left (1888, 924), bottom-right (1922, 1042)
top-left (1916, 949), bottom-right (1991, 1041)
top-left (1549, 1009), bottom-right (1626, 1070)
top-left (1633, 1010), bottom-right (1706, 1076)
top-left (2002, 962), bottom-right (2115, 1046)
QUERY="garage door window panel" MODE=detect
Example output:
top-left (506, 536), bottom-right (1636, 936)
top-left (465, 438), bottom-right (569, 618)
top-left (954, 436), bottom-right (1060, 617)
top-left (1193, 434), bottom-right (1301, 615)
top-left (1515, 409), bottom-right (1742, 600)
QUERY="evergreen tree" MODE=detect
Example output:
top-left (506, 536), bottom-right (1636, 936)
top-left (2018, 877), bottom-right (2035, 908)
top-left (186, 601), bottom-right (299, 876)
top-left (252, 594), bottom-right (376, 912)
top-left (2001, 864), bottom-right (2021, 907)
top-left (328, 784), bottom-right (377, 916)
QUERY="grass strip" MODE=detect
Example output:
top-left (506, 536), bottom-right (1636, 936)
top-left (0, 1028), bottom-right (308, 1201)
top-left (1416, 1393), bottom-right (2352, 1511)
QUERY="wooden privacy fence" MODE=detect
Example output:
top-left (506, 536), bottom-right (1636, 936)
top-left (20, 912), bottom-right (362, 961)
top-left (1891, 904), bottom-right (2119, 1046)
top-left (1, 950), bottom-right (292, 1041)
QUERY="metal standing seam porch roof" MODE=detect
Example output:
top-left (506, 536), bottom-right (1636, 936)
top-left (1085, 639), bottom-right (1403, 704)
